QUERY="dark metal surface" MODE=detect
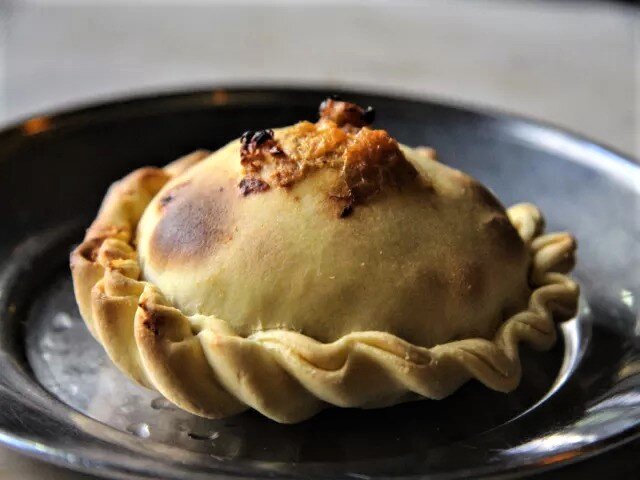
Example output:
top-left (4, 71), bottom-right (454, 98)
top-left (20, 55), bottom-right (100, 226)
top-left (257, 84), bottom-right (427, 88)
top-left (0, 87), bottom-right (638, 479)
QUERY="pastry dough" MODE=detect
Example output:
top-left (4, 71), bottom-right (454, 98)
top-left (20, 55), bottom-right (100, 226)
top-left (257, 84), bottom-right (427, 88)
top-left (71, 99), bottom-right (578, 423)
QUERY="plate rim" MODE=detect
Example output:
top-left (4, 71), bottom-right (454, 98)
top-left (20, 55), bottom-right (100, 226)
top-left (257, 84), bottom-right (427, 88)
top-left (0, 83), bottom-right (638, 168)
top-left (0, 85), bottom-right (639, 479)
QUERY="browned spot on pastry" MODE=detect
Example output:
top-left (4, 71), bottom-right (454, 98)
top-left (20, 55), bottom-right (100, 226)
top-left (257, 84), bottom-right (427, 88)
top-left (269, 145), bottom-right (285, 156)
top-left (238, 177), bottom-right (270, 196)
top-left (238, 123), bottom-right (311, 192)
top-left (159, 182), bottom-right (191, 208)
top-left (76, 225), bottom-right (132, 264)
top-left (284, 120), bottom-right (348, 161)
top-left (319, 97), bottom-right (375, 128)
top-left (159, 193), bottom-right (175, 207)
top-left (77, 238), bottom-right (103, 263)
top-left (339, 203), bottom-right (354, 218)
top-left (142, 318), bottom-right (160, 336)
top-left (150, 178), bottom-right (236, 264)
top-left (325, 128), bottom-right (418, 217)
top-left (341, 128), bottom-right (417, 202)
top-left (138, 298), bottom-right (150, 312)
top-left (139, 301), bottom-right (161, 336)
top-left (237, 99), bottom-right (418, 217)
top-left (238, 129), bottom-right (301, 193)
top-left (240, 129), bottom-right (275, 156)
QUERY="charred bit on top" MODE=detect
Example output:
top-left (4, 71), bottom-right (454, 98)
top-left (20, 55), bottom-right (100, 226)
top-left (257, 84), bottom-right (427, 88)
top-left (237, 97), bottom-right (417, 218)
top-left (239, 128), bottom-right (300, 191)
top-left (318, 96), bottom-right (376, 129)
top-left (238, 176), bottom-right (270, 196)
top-left (238, 129), bottom-right (279, 195)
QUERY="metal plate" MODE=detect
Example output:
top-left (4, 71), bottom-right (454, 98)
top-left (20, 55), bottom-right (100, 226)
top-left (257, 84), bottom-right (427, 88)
top-left (0, 87), bottom-right (638, 479)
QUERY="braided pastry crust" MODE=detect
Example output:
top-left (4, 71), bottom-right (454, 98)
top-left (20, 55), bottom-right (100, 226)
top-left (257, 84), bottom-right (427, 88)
top-left (71, 147), bottom-right (578, 423)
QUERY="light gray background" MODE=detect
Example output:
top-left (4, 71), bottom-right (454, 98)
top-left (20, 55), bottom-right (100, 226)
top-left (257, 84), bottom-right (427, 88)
top-left (0, 0), bottom-right (638, 478)
top-left (1, 0), bottom-right (639, 156)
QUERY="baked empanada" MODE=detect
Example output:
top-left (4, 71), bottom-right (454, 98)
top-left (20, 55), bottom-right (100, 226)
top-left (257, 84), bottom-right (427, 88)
top-left (71, 98), bottom-right (578, 423)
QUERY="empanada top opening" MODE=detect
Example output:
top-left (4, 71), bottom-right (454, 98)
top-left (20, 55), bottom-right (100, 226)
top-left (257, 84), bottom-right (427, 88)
top-left (135, 99), bottom-right (531, 347)
top-left (236, 97), bottom-right (417, 218)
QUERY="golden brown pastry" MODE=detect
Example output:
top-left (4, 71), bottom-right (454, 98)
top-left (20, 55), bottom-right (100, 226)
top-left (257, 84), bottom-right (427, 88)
top-left (70, 98), bottom-right (579, 423)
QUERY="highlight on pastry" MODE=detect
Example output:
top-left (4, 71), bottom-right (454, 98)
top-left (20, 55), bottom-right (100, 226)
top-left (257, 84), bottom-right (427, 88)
top-left (70, 97), bottom-right (579, 423)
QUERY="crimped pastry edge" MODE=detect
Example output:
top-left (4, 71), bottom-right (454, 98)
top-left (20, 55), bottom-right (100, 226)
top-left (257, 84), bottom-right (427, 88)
top-left (70, 151), bottom-right (579, 423)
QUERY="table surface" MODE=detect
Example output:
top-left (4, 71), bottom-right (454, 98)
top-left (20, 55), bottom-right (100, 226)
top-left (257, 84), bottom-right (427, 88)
top-left (0, 0), bottom-right (638, 478)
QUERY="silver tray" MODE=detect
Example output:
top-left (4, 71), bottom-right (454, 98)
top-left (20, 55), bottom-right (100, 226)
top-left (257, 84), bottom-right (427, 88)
top-left (0, 87), bottom-right (638, 479)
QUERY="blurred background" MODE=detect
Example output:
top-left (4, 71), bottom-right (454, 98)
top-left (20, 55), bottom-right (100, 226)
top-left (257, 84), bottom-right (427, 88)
top-left (0, 0), bottom-right (638, 478)
top-left (0, 0), bottom-right (638, 157)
